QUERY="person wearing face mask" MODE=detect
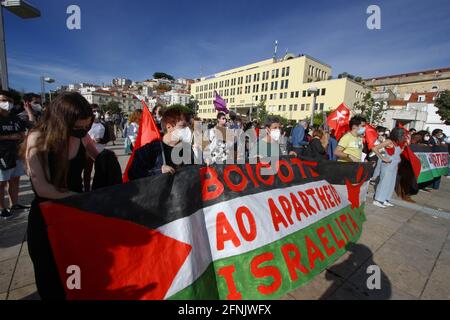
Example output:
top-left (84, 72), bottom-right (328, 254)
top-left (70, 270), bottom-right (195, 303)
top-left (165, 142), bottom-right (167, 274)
top-left (21, 92), bottom-right (99, 299)
top-left (84, 105), bottom-right (106, 191)
top-left (249, 115), bottom-right (282, 162)
top-left (128, 107), bottom-right (193, 180)
top-left (303, 129), bottom-right (329, 160)
top-left (369, 126), bottom-right (388, 184)
top-left (206, 112), bottom-right (233, 164)
top-left (0, 90), bottom-right (34, 219)
top-left (372, 128), bottom-right (408, 208)
top-left (334, 116), bottom-right (367, 162)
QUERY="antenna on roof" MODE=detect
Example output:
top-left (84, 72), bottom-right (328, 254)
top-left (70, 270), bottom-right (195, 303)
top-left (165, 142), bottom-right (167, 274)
top-left (273, 40), bottom-right (278, 61)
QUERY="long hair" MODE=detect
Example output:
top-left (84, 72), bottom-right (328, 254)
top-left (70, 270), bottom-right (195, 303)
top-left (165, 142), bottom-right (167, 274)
top-left (20, 92), bottom-right (93, 190)
top-left (128, 109), bottom-right (142, 125)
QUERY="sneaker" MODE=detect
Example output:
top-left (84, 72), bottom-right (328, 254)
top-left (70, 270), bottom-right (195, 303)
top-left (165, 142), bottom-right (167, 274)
top-left (383, 201), bottom-right (394, 207)
top-left (0, 208), bottom-right (12, 219)
top-left (10, 204), bottom-right (30, 211)
top-left (373, 201), bottom-right (386, 208)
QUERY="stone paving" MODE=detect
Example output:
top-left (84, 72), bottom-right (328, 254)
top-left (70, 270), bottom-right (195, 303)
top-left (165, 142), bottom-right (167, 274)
top-left (1, 139), bottom-right (449, 300)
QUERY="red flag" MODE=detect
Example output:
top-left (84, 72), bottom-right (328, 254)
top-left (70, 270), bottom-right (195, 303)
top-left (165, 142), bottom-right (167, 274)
top-left (123, 100), bottom-right (161, 182)
top-left (327, 103), bottom-right (350, 140)
top-left (365, 124), bottom-right (378, 150)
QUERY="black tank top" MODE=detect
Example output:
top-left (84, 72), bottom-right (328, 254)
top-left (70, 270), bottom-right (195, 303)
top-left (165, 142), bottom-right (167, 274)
top-left (33, 139), bottom-right (86, 201)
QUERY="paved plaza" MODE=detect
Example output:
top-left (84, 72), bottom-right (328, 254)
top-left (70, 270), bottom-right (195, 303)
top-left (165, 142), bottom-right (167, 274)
top-left (1, 140), bottom-right (449, 300)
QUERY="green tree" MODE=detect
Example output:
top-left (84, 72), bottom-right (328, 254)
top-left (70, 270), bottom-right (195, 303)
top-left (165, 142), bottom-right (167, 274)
top-left (353, 92), bottom-right (385, 125)
top-left (153, 72), bottom-right (174, 81)
top-left (155, 83), bottom-right (171, 93)
top-left (185, 96), bottom-right (199, 115)
top-left (101, 101), bottom-right (121, 114)
top-left (305, 110), bottom-right (332, 128)
top-left (435, 90), bottom-right (450, 125)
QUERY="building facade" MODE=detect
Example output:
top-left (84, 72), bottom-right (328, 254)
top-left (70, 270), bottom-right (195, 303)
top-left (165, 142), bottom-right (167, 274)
top-left (81, 90), bottom-right (141, 113)
top-left (191, 54), bottom-right (367, 120)
top-left (382, 91), bottom-right (449, 135)
top-left (365, 68), bottom-right (450, 99)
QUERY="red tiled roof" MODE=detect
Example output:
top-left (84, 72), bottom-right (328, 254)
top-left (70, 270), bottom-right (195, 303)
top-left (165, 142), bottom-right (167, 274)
top-left (407, 92), bottom-right (439, 103)
top-left (388, 99), bottom-right (407, 106)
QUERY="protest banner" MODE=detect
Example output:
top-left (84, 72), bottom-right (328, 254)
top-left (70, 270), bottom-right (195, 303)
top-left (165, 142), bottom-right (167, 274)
top-left (410, 145), bottom-right (449, 183)
top-left (40, 158), bottom-right (372, 300)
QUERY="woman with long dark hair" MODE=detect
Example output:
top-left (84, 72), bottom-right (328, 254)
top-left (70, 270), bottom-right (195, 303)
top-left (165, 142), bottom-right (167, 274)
top-left (21, 92), bottom-right (99, 299)
top-left (371, 128), bottom-right (408, 208)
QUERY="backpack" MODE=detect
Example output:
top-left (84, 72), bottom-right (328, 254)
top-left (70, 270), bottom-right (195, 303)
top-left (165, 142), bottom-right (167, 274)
top-left (99, 121), bottom-right (113, 145)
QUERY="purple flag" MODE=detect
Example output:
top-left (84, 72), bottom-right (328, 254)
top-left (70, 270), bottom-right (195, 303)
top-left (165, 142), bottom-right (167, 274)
top-left (213, 91), bottom-right (229, 114)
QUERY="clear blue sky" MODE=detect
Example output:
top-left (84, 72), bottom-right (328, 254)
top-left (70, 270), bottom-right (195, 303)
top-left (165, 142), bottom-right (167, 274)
top-left (4, 0), bottom-right (450, 92)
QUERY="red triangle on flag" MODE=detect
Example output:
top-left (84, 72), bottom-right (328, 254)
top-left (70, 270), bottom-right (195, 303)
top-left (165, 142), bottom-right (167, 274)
top-left (123, 100), bottom-right (161, 182)
top-left (40, 202), bottom-right (192, 300)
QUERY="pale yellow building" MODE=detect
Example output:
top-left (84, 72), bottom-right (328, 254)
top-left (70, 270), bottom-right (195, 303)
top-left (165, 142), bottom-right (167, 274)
top-left (192, 54), bottom-right (367, 120)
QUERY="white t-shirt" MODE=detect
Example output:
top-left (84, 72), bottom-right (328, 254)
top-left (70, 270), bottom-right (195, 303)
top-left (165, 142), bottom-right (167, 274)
top-left (88, 122), bottom-right (106, 153)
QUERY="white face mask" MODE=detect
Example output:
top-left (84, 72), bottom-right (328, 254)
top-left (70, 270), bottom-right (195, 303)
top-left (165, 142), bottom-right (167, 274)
top-left (173, 127), bottom-right (192, 144)
top-left (270, 129), bottom-right (281, 142)
top-left (0, 101), bottom-right (13, 111)
top-left (31, 102), bottom-right (42, 112)
top-left (424, 136), bottom-right (430, 142)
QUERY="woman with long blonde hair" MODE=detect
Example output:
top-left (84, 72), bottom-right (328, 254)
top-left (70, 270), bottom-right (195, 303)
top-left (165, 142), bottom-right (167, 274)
top-left (21, 92), bottom-right (99, 299)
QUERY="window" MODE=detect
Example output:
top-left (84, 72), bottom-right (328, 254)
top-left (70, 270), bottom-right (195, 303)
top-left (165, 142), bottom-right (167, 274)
top-left (301, 104), bottom-right (305, 111)
top-left (295, 91), bottom-right (299, 98)
top-left (283, 92), bottom-right (287, 99)
top-left (279, 93), bottom-right (283, 99)
top-left (278, 105), bottom-right (282, 111)
top-left (285, 80), bottom-right (289, 89)
top-left (302, 90), bottom-right (306, 97)
top-left (305, 104), bottom-right (310, 111)
top-left (289, 105), bottom-right (292, 111)
top-left (321, 88), bottom-right (326, 96)
top-left (286, 67), bottom-right (290, 77)
top-left (319, 103), bottom-right (324, 111)
top-left (291, 92), bottom-right (295, 98)
top-left (294, 104), bottom-right (297, 111)
top-left (272, 69), bottom-right (276, 79)
top-left (282, 67), bottom-right (286, 77)
top-left (280, 80), bottom-right (284, 89)
top-left (276, 69), bottom-right (279, 78)
top-left (274, 81), bottom-right (278, 90)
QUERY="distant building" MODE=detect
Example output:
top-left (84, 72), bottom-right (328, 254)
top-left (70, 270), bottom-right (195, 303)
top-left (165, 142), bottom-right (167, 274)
top-left (383, 91), bottom-right (449, 135)
top-left (365, 68), bottom-right (450, 99)
top-left (80, 89), bottom-right (141, 113)
top-left (191, 53), bottom-right (367, 120)
top-left (112, 78), bottom-right (132, 87)
top-left (163, 90), bottom-right (192, 106)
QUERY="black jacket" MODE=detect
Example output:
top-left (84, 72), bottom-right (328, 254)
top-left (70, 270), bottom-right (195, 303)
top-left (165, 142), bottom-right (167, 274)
top-left (92, 149), bottom-right (122, 190)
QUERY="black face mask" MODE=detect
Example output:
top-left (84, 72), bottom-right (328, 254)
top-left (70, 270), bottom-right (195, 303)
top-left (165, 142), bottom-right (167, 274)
top-left (70, 129), bottom-right (88, 138)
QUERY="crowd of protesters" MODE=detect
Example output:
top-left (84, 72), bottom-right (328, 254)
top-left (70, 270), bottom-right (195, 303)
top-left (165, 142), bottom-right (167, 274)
top-left (0, 89), bottom-right (448, 299)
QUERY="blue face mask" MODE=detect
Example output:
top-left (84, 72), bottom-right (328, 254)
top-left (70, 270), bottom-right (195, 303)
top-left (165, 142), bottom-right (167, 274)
top-left (357, 127), bottom-right (366, 136)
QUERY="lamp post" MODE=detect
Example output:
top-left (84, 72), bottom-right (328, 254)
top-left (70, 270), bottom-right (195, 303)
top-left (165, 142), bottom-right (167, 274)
top-left (0, 0), bottom-right (41, 90)
top-left (307, 87), bottom-right (319, 127)
top-left (41, 76), bottom-right (55, 104)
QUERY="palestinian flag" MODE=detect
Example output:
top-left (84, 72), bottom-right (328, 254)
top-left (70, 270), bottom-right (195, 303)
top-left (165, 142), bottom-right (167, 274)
top-left (40, 158), bottom-right (372, 300)
top-left (410, 144), bottom-right (449, 183)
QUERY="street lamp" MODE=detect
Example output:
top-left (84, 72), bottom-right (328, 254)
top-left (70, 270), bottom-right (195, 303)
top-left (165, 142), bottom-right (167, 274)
top-left (41, 76), bottom-right (55, 104)
top-left (0, 0), bottom-right (41, 90)
top-left (307, 87), bottom-right (319, 127)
